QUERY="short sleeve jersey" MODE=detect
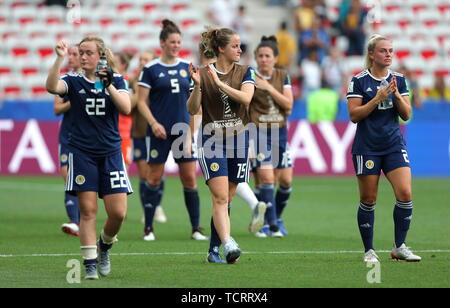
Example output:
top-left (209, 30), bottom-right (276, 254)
top-left (60, 72), bottom-right (128, 156)
top-left (137, 58), bottom-right (192, 134)
top-left (250, 68), bottom-right (291, 128)
top-left (346, 69), bottom-right (410, 155)
top-left (199, 63), bottom-right (256, 136)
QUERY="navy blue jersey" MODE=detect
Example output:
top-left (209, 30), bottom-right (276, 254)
top-left (347, 69), bottom-right (409, 155)
top-left (58, 95), bottom-right (71, 146)
top-left (137, 58), bottom-right (192, 134)
top-left (60, 72), bottom-right (128, 156)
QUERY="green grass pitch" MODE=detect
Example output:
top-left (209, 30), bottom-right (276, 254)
top-left (0, 176), bottom-right (449, 288)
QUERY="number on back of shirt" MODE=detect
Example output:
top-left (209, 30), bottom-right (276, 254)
top-left (86, 98), bottom-right (105, 116)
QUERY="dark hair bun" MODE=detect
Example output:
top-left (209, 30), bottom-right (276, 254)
top-left (261, 35), bottom-right (277, 43)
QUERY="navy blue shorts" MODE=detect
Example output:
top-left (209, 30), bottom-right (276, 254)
top-left (146, 134), bottom-right (197, 164)
top-left (59, 143), bottom-right (69, 168)
top-left (197, 132), bottom-right (250, 184)
top-left (132, 138), bottom-right (147, 162)
top-left (66, 147), bottom-right (133, 198)
top-left (251, 126), bottom-right (293, 169)
top-left (352, 149), bottom-right (411, 176)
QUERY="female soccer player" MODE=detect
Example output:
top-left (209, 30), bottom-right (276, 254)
top-left (53, 44), bottom-right (82, 237)
top-left (187, 27), bottom-right (256, 264)
top-left (137, 20), bottom-right (207, 241)
top-left (250, 36), bottom-right (294, 238)
top-left (196, 32), bottom-right (267, 242)
top-left (129, 50), bottom-right (168, 224)
top-left (46, 37), bottom-right (132, 279)
top-left (347, 34), bottom-right (421, 263)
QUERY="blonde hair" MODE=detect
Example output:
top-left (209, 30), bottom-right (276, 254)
top-left (365, 34), bottom-right (391, 69)
top-left (79, 36), bottom-right (117, 72)
top-left (199, 31), bottom-right (216, 60)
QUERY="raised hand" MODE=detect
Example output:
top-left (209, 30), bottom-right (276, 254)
top-left (189, 63), bottom-right (200, 86)
top-left (55, 40), bottom-right (67, 58)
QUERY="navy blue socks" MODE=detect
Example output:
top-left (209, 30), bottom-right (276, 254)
top-left (183, 188), bottom-right (200, 228)
top-left (65, 192), bottom-right (79, 224)
top-left (393, 200), bottom-right (413, 248)
top-left (358, 201), bottom-right (376, 252)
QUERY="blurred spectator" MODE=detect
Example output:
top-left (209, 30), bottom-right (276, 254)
top-left (207, 0), bottom-right (239, 28)
top-left (340, 0), bottom-right (367, 56)
top-left (275, 21), bottom-right (297, 69)
top-left (293, 0), bottom-right (316, 34)
top-left (306, 80), bottom-right (339, 123)
top-left (321, 47), bottom-right (347, 98)
top-left (428, 75), bottom-right (450, 101)
top-left (298, 15), bottom-right (330, 64)
top-left (300, 48), bottom-right (321, 100)
top-left (232, 5), bottom-right (252, 65)
top-left (397, 64), bottom-right (422, 109)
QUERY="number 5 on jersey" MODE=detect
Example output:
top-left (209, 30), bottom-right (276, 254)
top-left (171, 79), bottom-right (180, 93)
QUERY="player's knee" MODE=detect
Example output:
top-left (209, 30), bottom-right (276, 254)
top-left (360, 196), bottom-right (377, 205)
top-left (146, 176), bottom-right (162, 186)
top-left (279, 177), bottom-right (292, 188)
top-left (181, 175), bottom-right (197, 190)
top-left (211, 193), bottom-right (228, 207)
top-left (258, 171), bottom-right (274, 184)
top-left (396, 188), bottom-right (412, 202)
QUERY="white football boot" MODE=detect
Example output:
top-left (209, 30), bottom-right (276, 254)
top-left (154, 205), bottom-right (167, 223)
top-left (364, 249), bottom-right (380, 263)
top-left (391, 243), bottom-right (421, 262)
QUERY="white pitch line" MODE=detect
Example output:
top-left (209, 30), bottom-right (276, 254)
top-left (1, 250), bottom-right (449, 258)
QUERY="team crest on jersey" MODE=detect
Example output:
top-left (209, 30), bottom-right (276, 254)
top-left (150, 149), bottom-right (158, 158)
top-left (257, 153), bottom-right (266, 162)
top-left (60, 154), bottom-right (68, 163)
top-left (134, 149), bottom-right (142, 158)
top-left (365, 160), bottom-right (374, 169)
top-left (75, 175), bottom-right (85, 185)
top-left (179, 69), bottom-right (188, 78)
top-left (210, 163), bottom-right (220, 172)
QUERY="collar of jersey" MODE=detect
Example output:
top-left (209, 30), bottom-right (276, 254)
top-left (367, 69), bottom-right (391, 81)
top-left (255, 68), bottom-right (271, 81)
top-left (210, 62), bottom-right (235, 75)
top-left (155, 58), bottom-right (181, 67)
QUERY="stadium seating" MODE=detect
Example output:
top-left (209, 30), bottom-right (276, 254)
top-left (0, 0), bottom-right (202, 99)
top-left (324, 0), bottom-right (450, 94)
top-left (0, 0), bottom-right (449, 99)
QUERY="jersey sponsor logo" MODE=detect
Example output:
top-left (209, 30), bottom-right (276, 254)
top-left (78, 89), bottom-right (86, 94)
top-left (258, 95), bottom-right (284, 123)
top-left (366, 87), bottom-right (372, 92)
top-left (75, 175), bottom-right (85, 185)
top-left (158, 72), bottom-right (165, 78)
top-left (365, 160), bottom-right (374, 169)
top-left (210, 162), bottom-right (219, 172)
top-left (168, 70), bottom-right (178, 76)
